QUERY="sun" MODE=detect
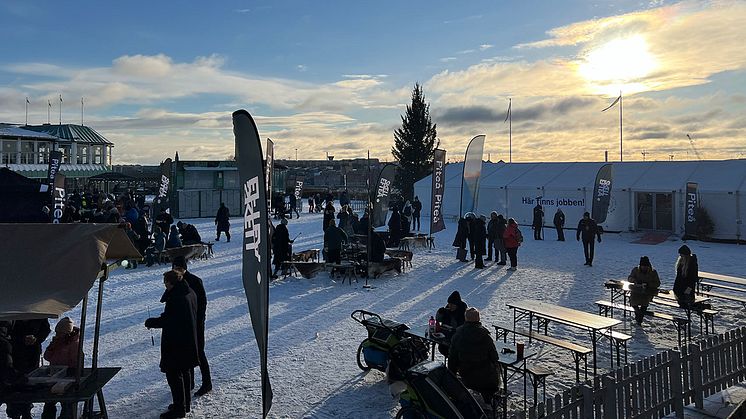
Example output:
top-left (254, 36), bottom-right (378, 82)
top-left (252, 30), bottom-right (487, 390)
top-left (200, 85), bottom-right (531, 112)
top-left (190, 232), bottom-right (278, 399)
top-left (578, 36), bottom-right (658, 95)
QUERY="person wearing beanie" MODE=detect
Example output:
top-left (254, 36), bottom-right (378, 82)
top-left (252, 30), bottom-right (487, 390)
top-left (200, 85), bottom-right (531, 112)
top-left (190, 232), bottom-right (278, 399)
top-left (673, 245), bottom-right (699, 307)
top-left (628, 257), bottom-right (661, 325)
top-left (145, 270), bottom-right (200, 419)
top-left (171, 256), bottom-right (211, 397)
top-left (435, 291), bottom-right (468, 357)
top-left (42, 318), bottom-right (81, 419)
top-left (448, 308), bottom-right (500, 406)
top-left (272, 217), bottom-right (294, 278)
top-left (576, 212), bottom-right (602, 267)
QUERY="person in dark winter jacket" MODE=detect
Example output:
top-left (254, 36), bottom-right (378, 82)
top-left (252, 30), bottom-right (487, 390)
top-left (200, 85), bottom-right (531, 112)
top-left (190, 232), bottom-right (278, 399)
top-left (411, 196), bottom-right (422, 232)
top-left (0, 321), bottom-right (22, 394)
top-left (155, 209), bottom-right (174, 238)
top-left (322, 201), bottom-right (335, 232)
top-left (272, 217), bottom-right (293, 277)
top-left (576, 212), bottom-right (602, 266)
top-left (388, 207), bottom-right (402, 247)
top-left (486, 212), bottom-right (499, 262)
top-left (166, 225), bottom-right (182, 249)
top-left (532, 204), bottom-right (544, 240)
top-left (628, 256), bottom-right (661, 325)
top-left (172, 256), bottom-right (211, 397)
top-left (178, 222), bottom-right (202, 245)
top-left (435, 291), bottom-right (468, 357)
top-left (465, 213), bottom-right (477, 260)
top-left (673, 245), bottom-right (699, 307)
top-left (370, 231), bottom-right (387, 263)
top-left (453, 217), bottom-right (469, 261)
top-left (471, 215), bottom-right (487, 268)
top-left (448, 308), bottom-right (500, 404)
top-left (289, 194), bottom-right (299, 219)
top-left (495, 214), bottom-right (508, 265)
top-left (7, 319), bottom-right (51, 419)
top-left (145, 270), bottom-right (200, 419)
top-left (214, 203), bottom-right (231, 242)
top-left (553, 208), bottom-right (566, 241)
top-left (324, 219), bottom-right (348, 264)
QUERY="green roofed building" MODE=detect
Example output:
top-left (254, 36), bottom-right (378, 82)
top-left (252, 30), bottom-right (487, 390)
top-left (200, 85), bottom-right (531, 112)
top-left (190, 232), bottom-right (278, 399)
top-left (0, 123), bottom-right (113, 189)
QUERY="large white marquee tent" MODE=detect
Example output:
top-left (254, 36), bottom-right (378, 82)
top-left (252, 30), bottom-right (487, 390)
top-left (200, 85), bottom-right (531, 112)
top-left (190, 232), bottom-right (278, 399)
top-left (414, 159), bottom-right (746, 241)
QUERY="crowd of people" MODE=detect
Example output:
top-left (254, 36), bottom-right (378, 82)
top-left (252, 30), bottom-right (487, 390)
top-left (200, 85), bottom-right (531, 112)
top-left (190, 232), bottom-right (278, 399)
top-left (453, 207), bottom-right (606, 271)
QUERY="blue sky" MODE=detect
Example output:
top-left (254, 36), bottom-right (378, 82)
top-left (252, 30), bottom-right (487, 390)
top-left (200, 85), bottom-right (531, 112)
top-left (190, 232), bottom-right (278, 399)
top-left (1, 0), bottom-right (745, 164)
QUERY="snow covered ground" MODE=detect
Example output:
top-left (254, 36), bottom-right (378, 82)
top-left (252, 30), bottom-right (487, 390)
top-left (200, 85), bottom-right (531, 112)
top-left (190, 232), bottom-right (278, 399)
top-left (4, 211), bottom-right (745, 418)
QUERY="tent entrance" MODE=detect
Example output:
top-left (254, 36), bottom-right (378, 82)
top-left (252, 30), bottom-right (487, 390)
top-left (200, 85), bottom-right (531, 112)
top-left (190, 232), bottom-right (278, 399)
top-left (636, 192), bottom-right (673, 231)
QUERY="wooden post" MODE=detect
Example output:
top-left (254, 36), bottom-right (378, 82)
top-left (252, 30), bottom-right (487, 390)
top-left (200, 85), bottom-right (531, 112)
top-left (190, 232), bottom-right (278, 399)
top-left (689, 344), bottom-right (705, 409)
top-left (602, 375), bottom-right (617, 419)
top-left (670, 350), bottom-right (685, 417)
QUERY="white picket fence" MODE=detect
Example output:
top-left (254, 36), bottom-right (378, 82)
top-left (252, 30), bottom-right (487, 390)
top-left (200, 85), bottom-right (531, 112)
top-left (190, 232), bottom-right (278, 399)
top-left (515, 326), bottom-right (746, 419)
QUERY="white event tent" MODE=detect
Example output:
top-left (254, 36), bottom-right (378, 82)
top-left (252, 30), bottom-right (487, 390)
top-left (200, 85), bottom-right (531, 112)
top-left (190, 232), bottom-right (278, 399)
top-left (414, 159), bottom-right (746, 241)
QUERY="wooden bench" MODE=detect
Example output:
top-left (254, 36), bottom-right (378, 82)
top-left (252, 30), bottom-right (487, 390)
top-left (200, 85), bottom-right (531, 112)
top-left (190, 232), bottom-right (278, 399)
top-left (595, 300), bottom-right (689, 347)
top-left (368, 258), bottom-right (402, 278)
top-left (385, 249), bottom-right (413, 271)
top-left (493, 323), bottom-right (591, 382)
top-left (699, 281), bottom-right (746, 294)
top-left (526, 365), bottom-right (554, 406)
top-left (599, 329), bottom-right (632, 365)
top-left (697, 290), bottom-right (746, 306)
top-left (651, 296), bottom-right (718, 334)
top-left (164, 244), bottom-right (206, 262)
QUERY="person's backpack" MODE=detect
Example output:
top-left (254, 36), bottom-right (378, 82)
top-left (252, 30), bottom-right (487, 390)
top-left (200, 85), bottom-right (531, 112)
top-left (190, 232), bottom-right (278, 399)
top-left (515, 227), bottom-right (524, 243)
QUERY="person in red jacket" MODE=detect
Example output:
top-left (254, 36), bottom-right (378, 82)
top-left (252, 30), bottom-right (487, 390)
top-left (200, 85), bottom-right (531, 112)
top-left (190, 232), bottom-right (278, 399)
top-left (502, 218), bottom-right (523, 271)
top-left (42, 317), bottom-right (80, 419)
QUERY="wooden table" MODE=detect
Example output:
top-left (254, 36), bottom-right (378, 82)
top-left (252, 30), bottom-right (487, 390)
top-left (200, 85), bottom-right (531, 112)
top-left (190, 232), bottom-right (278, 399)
top-left (507, 299), bottom-right (620, 375)
top-left (0, 367), bottom-right (120, 418)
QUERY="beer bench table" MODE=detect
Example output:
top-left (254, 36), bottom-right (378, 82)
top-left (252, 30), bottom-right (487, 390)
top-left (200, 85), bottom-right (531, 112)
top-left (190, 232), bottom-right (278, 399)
top-left (164, 243), bottom-right (206, 261)
top-left (493, 323), bottom-right (591, 382)
top-left (595, 300), bottom-right (689, 347)
top-left (603, 280), bottom-right (716, 338)
top-left (506, 299), bottom-right (620, 376)
top-left (327, 262), bottom-right (358, 285)
top-left (0, 367), bottom-right (120, 419)
top-left (698, 271), bottom-right (746, 306)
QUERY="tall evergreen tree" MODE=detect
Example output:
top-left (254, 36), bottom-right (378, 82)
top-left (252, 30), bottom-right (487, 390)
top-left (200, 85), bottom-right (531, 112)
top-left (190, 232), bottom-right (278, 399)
top-left (392, 83), bottom-right (439, 200)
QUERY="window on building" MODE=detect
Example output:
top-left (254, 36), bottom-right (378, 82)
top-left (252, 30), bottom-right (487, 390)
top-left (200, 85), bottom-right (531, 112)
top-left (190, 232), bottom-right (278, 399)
top-left (77, 146), bottom-right (88, 164)
top-left (93, 145), bottom-right (103, 164)
top-left (1, 140), bottom-right (17, 164)
top-left (38, 142), bottom-right (50, 164)
top-left (20, 141), bottom-right (34, 164)
top-left (106, 146), bottom-right (112, 166)
top-left (59, 144), bottom-right (72, 163)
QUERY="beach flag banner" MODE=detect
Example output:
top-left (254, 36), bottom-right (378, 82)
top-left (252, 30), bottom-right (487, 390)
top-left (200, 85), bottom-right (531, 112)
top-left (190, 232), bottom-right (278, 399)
top-left (152, 158), bottom-right (172, 216)
top-left (685, 182), bottom-right (698, 238)
top-left (460, 135), bottom-right (485, 215)
top-left (430, 149), bottom-right (446, 234)
top-left (233, 110), bottom-right (273, 418)
top-left (294, 177), bottom-right (304, 202)
top-left (592, 163), bottom-right (613, 223)
top-left (266, 138), bottom-right (274, 210)
top-left (41, 150), bottom-right (63, 195)
top-left (372, 163), bottom-right (397, 228)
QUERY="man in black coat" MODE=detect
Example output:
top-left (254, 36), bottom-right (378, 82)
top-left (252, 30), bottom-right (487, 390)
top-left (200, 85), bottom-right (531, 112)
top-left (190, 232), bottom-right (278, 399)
top-left (214, 202), bottom-right (231, 242)
top-left (532, 204), bottom-right (544, 240)
top-left (453, 217), bottom-right (469, 262)
top-left (411, 196), bottom-right (422, 232)
top-left (7, 319), bottom-right (51, 419)
top-left (272, 217), bottom-right (292, 277)
top-left (387, 207), bottom-right (402, 247)
top-left (471, 215), bottom-right (487, 269)
top-left (172, 257), bottom-right (211, 397)
top-left (324, 220), bottom-right (348, 264)
top-left (155, 208), bottom-right (174, 235)
top-left (145, 270), bottom-right (200, 419)
top-left (576, 212), bottom-right (602, 266)
top-left (369, 231), bottom-right (386, 263)
top-left (448, 308), bottom-right (500, 404)
top-left (553, 208), bottom-right (566, 241)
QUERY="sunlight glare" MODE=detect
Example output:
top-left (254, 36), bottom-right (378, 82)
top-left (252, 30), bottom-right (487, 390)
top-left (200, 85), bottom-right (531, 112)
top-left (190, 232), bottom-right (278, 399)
top-left (578, 36), bottom-right (658, 95)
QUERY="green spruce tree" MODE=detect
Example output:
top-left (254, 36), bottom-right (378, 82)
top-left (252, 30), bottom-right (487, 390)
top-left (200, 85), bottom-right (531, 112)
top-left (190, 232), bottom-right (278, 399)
top-left (392, 83), bottom-right (439, 200)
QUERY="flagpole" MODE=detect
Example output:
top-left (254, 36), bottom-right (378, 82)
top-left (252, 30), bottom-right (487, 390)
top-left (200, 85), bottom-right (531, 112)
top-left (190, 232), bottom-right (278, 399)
top-left (81, 97), bottom-right (84, 126)
top-left (365, 150), bottom-right (371, 289)
top-left (619, 91), bottom-right (623, 162)
top-left (48, 100), bottom-right (51, 124)
top-left (25, 97), bottom-right (29, 125)
top-left (59, 94), bottom-right (62, 125)
top-left (509, 98), bottom-right (512, 163)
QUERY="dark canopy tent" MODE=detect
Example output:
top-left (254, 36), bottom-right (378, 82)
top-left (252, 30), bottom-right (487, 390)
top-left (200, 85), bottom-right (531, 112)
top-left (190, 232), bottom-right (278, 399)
top-left (0, 168), bottom-right (49, 223)
top-left (0, 224), bottom-right (141, 418)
